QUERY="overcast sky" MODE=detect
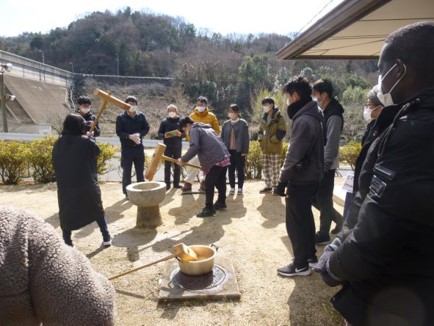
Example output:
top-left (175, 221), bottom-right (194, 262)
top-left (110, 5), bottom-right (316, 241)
top-left (0, 0), bottom-right (343, 37)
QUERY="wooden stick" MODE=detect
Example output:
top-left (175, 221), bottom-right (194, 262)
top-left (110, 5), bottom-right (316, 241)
top-left (89, 91), bottom-right (111, 133)
top-left (163, 155), bottom-right (201, 169)
top-left (108, 254), bottom-right (175, 280)
top-left (108, 243), bottom-right (197, 280)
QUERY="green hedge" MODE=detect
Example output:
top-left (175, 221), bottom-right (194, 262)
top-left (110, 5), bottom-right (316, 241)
top-left (339, 141), bottom-right (362, 170)
top-left (0, 137), bottom-right (116, 185)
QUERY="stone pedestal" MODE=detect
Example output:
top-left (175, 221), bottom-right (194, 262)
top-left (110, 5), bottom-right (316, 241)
top-left (136, 205), bottom-right (162, 227)
top-left (126, 181), bottom-right (166, 228)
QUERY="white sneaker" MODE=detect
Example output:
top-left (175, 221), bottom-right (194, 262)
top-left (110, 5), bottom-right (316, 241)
top-left (229, 188), bottom-right (235, 195)
top-left (102, 238), bottom-right (112, 247)
top-left (237, 188), bottom-right (243, 196)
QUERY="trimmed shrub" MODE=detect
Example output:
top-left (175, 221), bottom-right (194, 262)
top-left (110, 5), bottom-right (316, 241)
top-left (0, 141), bottom-right (30, 184)
top-left (97, 142), bottom-right (116, 174)
top-left (29, 136), bottom-right (57, 183)
top-left (340, 141), bottom-right (362, 170)
top-left (245, 141), bottom-right (263, 179)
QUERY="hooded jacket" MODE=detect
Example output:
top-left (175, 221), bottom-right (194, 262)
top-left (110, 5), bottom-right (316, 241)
top-left (181, 123), bottom-right (229, 173)
top-left (0, 206), bottom-right (115, 325)
top-left (322, 98), bottom-right (344, 171)
top-left (258, 107), bottom-right (287, 154)
top-left (329, 89), bottom-right (434, 325)
top-left (280, 101), bottom-right (324, 183)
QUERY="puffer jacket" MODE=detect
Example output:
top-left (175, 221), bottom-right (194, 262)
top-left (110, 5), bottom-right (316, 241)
top-left (0, 206), bottom-right (115, 325)
top-left (189, 108), bottom-right (220, 135)
top-left (329, 89), bottom-right (434, 326)
top-left (258, 107), bottom-right (287, 154)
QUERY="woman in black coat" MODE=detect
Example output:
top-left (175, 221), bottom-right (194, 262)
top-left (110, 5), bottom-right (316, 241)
top-left (52, 114), bottom-right (111, 247)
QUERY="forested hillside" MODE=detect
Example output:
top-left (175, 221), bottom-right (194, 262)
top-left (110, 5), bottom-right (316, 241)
top-left (0, 7), bottom-right (379, 141)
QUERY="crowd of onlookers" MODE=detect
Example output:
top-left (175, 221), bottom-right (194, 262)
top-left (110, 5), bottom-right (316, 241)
top-left (1, 21), bottom-right (434, 326)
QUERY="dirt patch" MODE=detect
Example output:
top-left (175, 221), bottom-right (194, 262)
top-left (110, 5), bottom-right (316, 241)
top-left (0, 180), bottom-right (344, 326)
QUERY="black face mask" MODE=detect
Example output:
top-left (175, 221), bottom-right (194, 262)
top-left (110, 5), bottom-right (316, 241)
top-left (287, 98), bottom-right (311, 119)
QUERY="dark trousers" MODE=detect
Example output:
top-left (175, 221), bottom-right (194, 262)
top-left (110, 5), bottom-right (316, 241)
top-left (228, 150), bottom-right (246, 189)
top-left (313, 169), bottom-right (338, 236)
top-left (121, 147), bottom-right (145, 194)
top-left (164, 145), bottom-right (182, 186)
top-left (62, 215), bottom-right (110, 246)
top-left (204, 165), bottom-right (227, 209)
top-left (285, 182), bottom-right (318, 266)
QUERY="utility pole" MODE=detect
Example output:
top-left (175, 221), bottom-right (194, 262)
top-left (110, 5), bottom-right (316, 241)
top-left (115, 53), bottom-right (120, 76)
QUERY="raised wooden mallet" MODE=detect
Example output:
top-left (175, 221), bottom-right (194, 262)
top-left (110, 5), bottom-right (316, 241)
top-left (145, 143), bottom-right (201, 181)
top-left (90, 88), bottom-right (131, 133)
top-left (108, 243), bottom-right (197, 280)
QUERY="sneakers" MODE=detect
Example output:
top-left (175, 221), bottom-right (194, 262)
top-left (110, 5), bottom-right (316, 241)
top-left (102, 237), bottom-right (112, 247)
top-left (277, 262), bottom-right (311, 277)
top-left (197, 207), bottom-right (216, 218)
top-left (181, 182), bottom-right (192, 193)
top-left (173, 184), bottom-right (183, 189)
top-left (315, 232), bottom-right (331, 245)
top-left (237, 188), bottom-right (243, 196)
top-left (308, 256), bottom-right (318, 268)
top-left (259, 187), bottom-right (272, 194)
top-left (214, 202), bottom-right (227, 210)
top-left (229, 188), bottom-right (235, 195)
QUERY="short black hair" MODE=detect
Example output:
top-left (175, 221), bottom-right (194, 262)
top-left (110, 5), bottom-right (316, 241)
top-left (261, 97), bottom-right (275, 106)
top-left (229, 104), bottom-right (240, 112)
top-left (382, 21), bottom-right (434, 84)
top-left (312, 79), bottom-right (334, 98)
top-left (62, 114), bottom-right (85, 136)
top-left (179, 116), bottom-right (194, 130)
top-left (196, 96), bottom-right (208, 104)
top-left (283, 76), bottom-right (312, 100)
top-left (125, 96), bottom-right (138, 104)
top-left (77, 96), bottom-right (91, 105)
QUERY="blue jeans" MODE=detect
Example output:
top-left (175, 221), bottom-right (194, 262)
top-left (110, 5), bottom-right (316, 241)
top-left (62, 215), bottom-right (110, 246)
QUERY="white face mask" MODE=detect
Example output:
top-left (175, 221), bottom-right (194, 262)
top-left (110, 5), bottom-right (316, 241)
top-left (168, 111), bottom-right (176, 118)
top-left (129, 105), bottom-right (137, 113)
top-left (197, 106), bottom-right (206, 112)
top-left (263, 106), bottom-right (271, 113)
top-left (80, 107), bottom-right (90, 114)
top-left (377, 64), bottom-right (407, 107)
top-left (228, 112), bottom-right (237, 120)
top-left (363, 106), bottom-right (373, 123)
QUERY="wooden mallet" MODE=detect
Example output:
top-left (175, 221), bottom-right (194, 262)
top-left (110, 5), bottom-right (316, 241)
top-left (108, 243), bottom-right (197, 280)
top-left (145, 143), bottom-right (202, 181)
top-left (90, 88), bottom-right (131, 133)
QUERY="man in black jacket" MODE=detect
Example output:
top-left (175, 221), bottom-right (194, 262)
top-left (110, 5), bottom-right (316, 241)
top-left (157, 104), bottom-right (183, 190)
top-left (316, 21), bottom-right (434, 325)
top-left (76, 95), bottom-right (100, 137)
top-left (276, 76), bottom-right (324, 277)
top-left (116, 96), bottom-right (150, 197)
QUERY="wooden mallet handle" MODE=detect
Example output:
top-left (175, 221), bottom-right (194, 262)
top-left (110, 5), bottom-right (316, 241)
top-left (89, 91), bottom-right (111, 133)
top-left (164, 155), bottom-right (201, 169)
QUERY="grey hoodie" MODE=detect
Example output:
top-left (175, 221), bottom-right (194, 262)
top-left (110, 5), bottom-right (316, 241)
top-left (181, 122), bottom-right (230, 173)
top-left (280, 101), bottom-right (324, 183)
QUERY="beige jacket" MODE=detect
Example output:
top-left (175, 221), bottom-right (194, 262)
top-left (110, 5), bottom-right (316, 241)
top-left (0, 206), bottom-right (115, 325)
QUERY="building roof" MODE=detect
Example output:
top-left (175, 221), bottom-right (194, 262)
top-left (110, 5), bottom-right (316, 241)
top-left (276, 0), bottom-right (434, 60)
